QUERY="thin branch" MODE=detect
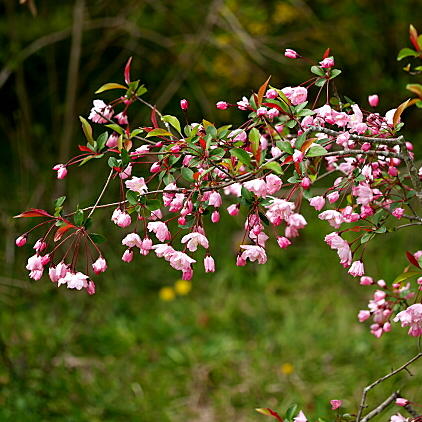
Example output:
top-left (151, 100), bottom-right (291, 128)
top-left (356, 353), bottom-right (422, 422)
top-left (360, 391), bottom-right (399, 422)
top-left (87, 169), bottom-right (114, 218)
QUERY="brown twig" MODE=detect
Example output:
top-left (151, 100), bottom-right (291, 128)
top-left (360, 391), bottom-right (400, 422)
top-left (356, 353), bottom-right (422, 422)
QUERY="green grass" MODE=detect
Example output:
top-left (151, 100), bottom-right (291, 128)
top-left (1, 214), bottom-right (421, 422)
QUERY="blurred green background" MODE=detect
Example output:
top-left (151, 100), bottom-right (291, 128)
top-left (0, 1), bottom-right (421, 421)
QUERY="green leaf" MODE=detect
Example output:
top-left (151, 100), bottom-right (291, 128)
top-left (329, 69), bottom-right (342, 79)
top-left (121, 148), bottom-right (130, 167)
top-left (230, 148), bottom-right (252, 167)
top-left (210, 147), bottom-right (226, 160)
top-left (249, 128), bottom-right (260, 156)
top-left (307, 144), bottom-right (328, 157)
top-left (145, 199), bottom-right (162, 211)
top-left (95, 82), bottom-right (127, 94)
top-left (126, 190), bottom-right (139, 206)
top-left (393, 271), bottom-right (422, 284)
top-left (397, 48), bottom-right (419, 61)
top-left (54, 196), bottom-right (66, 208)
top-left (276, 140), bottom-right (293, 154)
top-left (162, 115), bottom-right (182, 134)
top-left (361, 232), bottom-right (375, 244)
top-left (181, 167), bottom-right (194, 183)
top-left (96, 132), bottom-right (108, 151)
top-left (108, 157), bottom-right (120, 168)
top-left (241, 186), bottom-right (254, 203)
top-left (263, 161), bottom-right (283, 175)
top-left (315, 78), bottom-right (326, 87)
top-left (90, 233), bottom-right (106, 244)
top-left (79, 154), bottom-right (104, 166)
top-left (105, 124), bottom-right (124, 135)
top-left (296, 109), bottom-right (315, 117)
top-left (146, 128), bottom-right (173, 138)
top-left (311, 66), bottom-right (325, 76)
top-left (73, 209), bottom-right (84, 226)
top-left (295, 133), bottom-right (307, 149)
top-left (136, 85), bottom-right (147, 96)
top-left (79, 116), bottom-right (95, 146)
top-left (130, 128), bottom-right (144, 137)
top-left (285, 404), bottom-right (298, 421)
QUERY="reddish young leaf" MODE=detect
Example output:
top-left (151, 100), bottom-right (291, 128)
top-left (409, 24), bottom-right (420, 52)
top-left (124, 57), bottom-right (133, 85)
top-left (78, 145), bottom-right (95, 152)
top-left (150, 107), bottom-right (159, 129)
top-left (257, 76), bottom-right (271, 107)
top-left (262, 102), bottom-right (288, 114)
top-left (14, 209), bottom-right (52, 218)
top-left (53, 224), bottom-right (74, 242)
top-left (199, 138), bottom-right (207, 150)
top-left (323, 48), bottom-right (331, 59)
top-left (406, 251), bottom-right (421, 269)
top-left (256, 408), bottom-right (284, 421)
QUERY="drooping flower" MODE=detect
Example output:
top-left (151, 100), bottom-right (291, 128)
top-left (330, 400), bottom-right (342, 410)
top-left (53, 164), bottom-right (68, 179)
top-left (368, 94), bottom-right (379, 107)
top-left (92, 256), bottom-right (107, 274)
top-left (122, 233), bottom-right (142, 249)
top-left (147, 221), bottom-right (171, 242)
top-left (239, 245), bottom-right (267, 264)
top-left (125, 176), bottom-right (148, 194)
top-left (309, 196), bottom-right (325, 211)
top-left (348, 260), bottom-right (365, 277)
top-left (204, 256), bottom-right (215, 272)
top-left (88, 99), bottom-right (114, 123)
top-left (394, 304), bottom-right (422, 337)
top-left (181, 232), bottom-right (209, 252)
top-left (284, 48), bottom-right (299, 59)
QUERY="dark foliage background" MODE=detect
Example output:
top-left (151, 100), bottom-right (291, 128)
top-left (0, 1), bottom-right (421, 421)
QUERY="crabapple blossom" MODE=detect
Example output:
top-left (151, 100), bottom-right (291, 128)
top-left (181, 232), bottom-right (209, 252)
top-left (92, 256), bottom-right (107, 274)
top-left (16, 235), bottom-right (27, 247)
top-left (368, 94), bottom-right (379, 107)
top-left (53, 164), bottom-right (68, 179)
top-left (204, 256), bottom-right (215, 272)
top-left (320, 57), bottom-right (334, 68)
top-left (216, 101), bottom-right (228, 110)
top-left (180, 99), bottom-right (189, 110)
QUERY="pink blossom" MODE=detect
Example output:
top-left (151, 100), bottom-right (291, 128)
top-left (358, 310), bottom-right (371, 322)
top-left (152, 244), bottom-right (175, 260)
top-left (348, 261), bottom-right (365, 277)
top-left (122, 233), bottom-right (142, 248)
top-left (106, 133), bottom-right (119, 148)
top-left (49, 262), bottom-right (69, 283)
top-left (240, 245), bottom-right (267, 264)
top-left (390, 413), bottom-right (407, 422)
top-left (301, 177), bottom-right (311, 189)
top-left (256, 107), bottom-right (267, 117)
top-left (271, 146), bottom-right (282, 158)
top-left (211, 210), bottom-right (220, 223)
top-left (284, 48), bottom-right (299, 59)
top-left (353, 183), bottom-right (373, 206)
top-left (266, 88), bottom-right (278, 99)
top-left (209, 191), bottom-right (222, 207)
top-left (330, 400), bottom-right (342, 410)
top-left (233, 130), bottom-right (247, 142)
top-left (140, 238), bottom-right (153, 256)
top-left (277, 236), bottom-right (291, 248)
top-left (395, 398), bottom-right (409, 407)
top-left (119, 164), bottom-right (132, 180)
top-left (60, 271), bottom-right (89, 290)
top-left (294, 411), bottom-right (307, 422)
top-left (125, 176), bottom-right (148, 194)
top-left (320, 57), bottom-right (334, 68)
top-left (148, 161), bottom-right (160, 174)
top-left (169, 251), bottom-right (196, 271)
top-left (204, 256), bottom-right (215, 272)
top-left (237, 96), bottom-right (250, 110)
top-left (53, 164), bottom-right (68, 179)
top-left (16, 235), bottom-right (27, 247)
top-left (41, 254), bottom-right (50, 266)
top-left (265, 174), bottom-right (282, 194)
top-left (265, 198), bottom-right (295, 225)
top-left (360, 276), bottom-right (373, 285)
top-left (92, 256), bottom-right (107, 274)
top-left (88, 99), bottom-right (114, 123)
top-left (392, 208), bottom-right (404, 219)
top-left (292, 150), bottom-right (304, 163)
top-left (290, 87), bottom-right (308, 106)
top-left (394, 304), bottom-right (422, 336)
top-left (115, 112), bottom-right (128, 125)
top-left (244, 179), bottom-right (268, 198)
top-left (148, 221), bottom-right (171, 242)
top-left (180, 99), bottom-right (189, 110)
top-left (288, 213), bottom-right (307, 229)
top-left (216, 101), bottom-right (229, 110)
top-left (34, 239), bottom-right (47, 252)
top-left (87, 280), bottom-right (96, 295)
top-left (181, 232), bottom-right (209, 252)
top-left (111, 208), bottom-right (131, 228)
top-left (327, 191), bottom-right (339, 203)
top-left (319, 210), bottom-right (344, 229)
top-left (309, 196), bottom-right (325, 211)
top-left (122, 249), bottom-right (134, 263)
top-left (368, 94), bottom-right (379, 107)
top-left (385, 108), bottom-right (397, 126)
top-left (227, 204), bottom-right (239, 216)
